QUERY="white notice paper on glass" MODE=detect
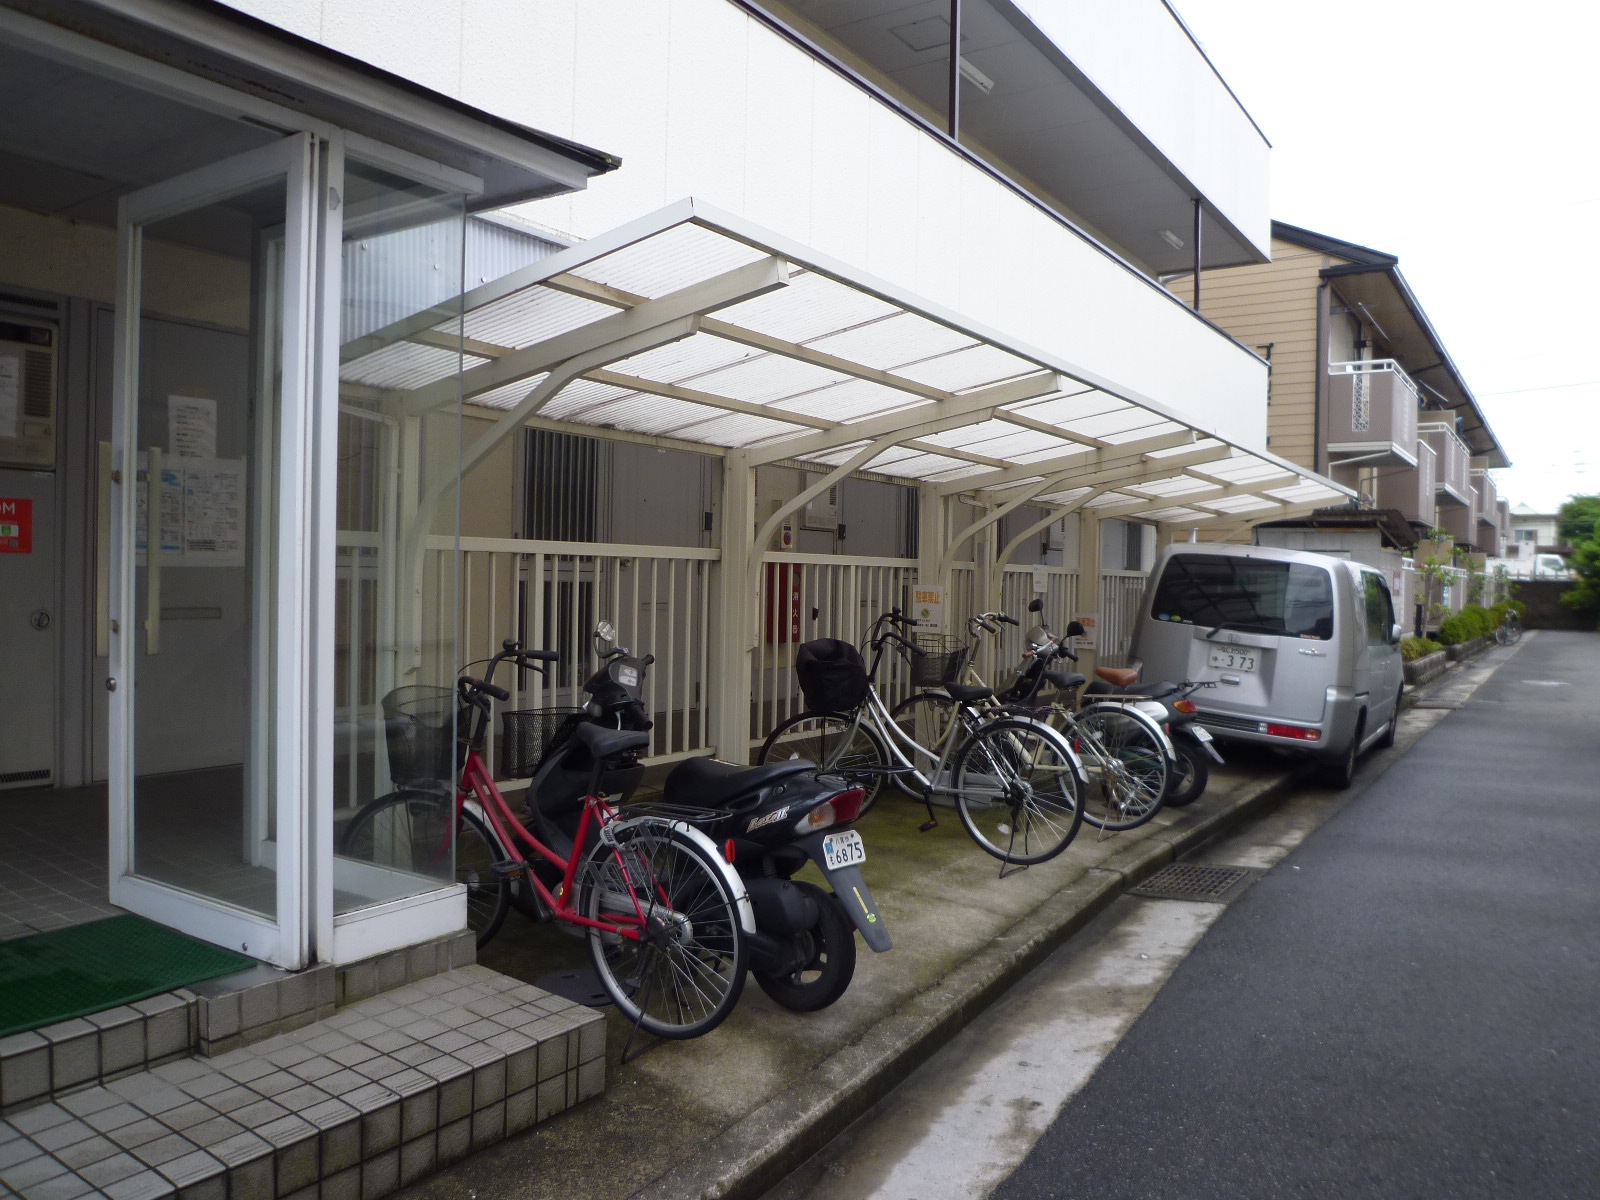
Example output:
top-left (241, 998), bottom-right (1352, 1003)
top-left (0, 353), bottom-right (20, 440)
top-left (168, 395), bottom-right (217, 459)
top-left (183, 458), bottom-right (246, 565)
top-left (133, 452), bottom-right (186, 561)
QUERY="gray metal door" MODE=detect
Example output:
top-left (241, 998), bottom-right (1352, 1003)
top-left (0, 466), bottom-right (56, 789)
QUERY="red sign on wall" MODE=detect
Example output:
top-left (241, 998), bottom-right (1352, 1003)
top-left (0, 497), bottom-right (32, 554)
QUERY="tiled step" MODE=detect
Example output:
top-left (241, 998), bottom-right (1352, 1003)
top-left (0, 965), bottom-right (605, 1199)
top-left (1, 933), bottom-right (475, 1114)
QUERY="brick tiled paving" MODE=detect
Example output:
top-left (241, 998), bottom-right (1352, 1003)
top-left (0, 966), bottom-right (605, 1199)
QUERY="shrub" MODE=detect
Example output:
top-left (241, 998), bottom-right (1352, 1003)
top-left (1437, 604), bottom-right (1495, 646)
top-left (1400, 636), bottom-right (1443, 662)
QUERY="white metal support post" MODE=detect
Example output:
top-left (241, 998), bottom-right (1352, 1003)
top-left (1077, 512), bottom-right (1103, 679)
top-left (711, 449), bottom-right (757, 763)
top-left (916, 482), bottom-right (948, 629)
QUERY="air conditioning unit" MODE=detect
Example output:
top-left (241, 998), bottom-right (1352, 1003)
top-left (801, 484), bottom-right (839, 531)
top-left (0, 318), bottom-right (57, 471)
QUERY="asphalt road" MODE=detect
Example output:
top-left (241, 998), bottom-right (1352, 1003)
top-left (993, 631), bottom-right (1600, 1200)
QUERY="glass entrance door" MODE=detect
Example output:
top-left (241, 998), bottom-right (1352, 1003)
top-left (108, 136), bottom-right (317, 968)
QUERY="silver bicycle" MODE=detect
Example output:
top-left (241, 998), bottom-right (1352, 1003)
top-left (757, 610), bottom-right (1087, 867)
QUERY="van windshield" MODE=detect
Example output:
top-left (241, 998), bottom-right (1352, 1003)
top-left (1149, 554), bottom-right (1335, 639)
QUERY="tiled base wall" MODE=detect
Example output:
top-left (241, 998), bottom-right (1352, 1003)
top-left (2, 933), bottom-right (477, 1114)
top-left (0, 966), bottom-right (605, 1200)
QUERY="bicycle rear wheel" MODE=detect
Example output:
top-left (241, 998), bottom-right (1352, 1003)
top-left (1071, 702), bottom-right (1171, 831)
top-left (756, 711), bottom-right (891, 815)
top-left (952, 718), bottom-right (1083, 865)
top-left (581, 821), bottom-right (747, 1040)
top-left (340, 791), bottom-right (510, 946)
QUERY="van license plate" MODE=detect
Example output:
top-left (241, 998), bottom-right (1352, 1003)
top-left (822, 830), bottom-right (866, 870)
top-left (1208, 648), bottom-right (1258, 672)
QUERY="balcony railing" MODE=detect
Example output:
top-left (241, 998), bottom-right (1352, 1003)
top-left (1472, 469), bottom-right (1499, 528)
top-left (1419, 421), bottom-right (1472, 507)
top-left (1374, 436), bottom-right (1436, 526)
top-left (1440, 485), bottom-right (1482, 549)
top-left (1326, 360), bottom-right (1419, 466)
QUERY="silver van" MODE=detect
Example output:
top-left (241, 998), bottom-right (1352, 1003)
top-left (1130, 544), bottom-right (1404, 787)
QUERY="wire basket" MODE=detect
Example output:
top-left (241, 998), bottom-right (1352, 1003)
top-left (499, 707), bottom-right (587, 779)
top-left (909, 633), bottom-right (970, 687)
top-left (382, 686), bottom-right (460, 788)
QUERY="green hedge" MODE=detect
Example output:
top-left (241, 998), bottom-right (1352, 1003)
top-left (1400, 636), bottom-right (1443, 661)
top-left (1437, 604), bottom-right (1496, 646)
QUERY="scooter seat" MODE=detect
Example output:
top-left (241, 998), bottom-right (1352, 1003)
top-left (1095, 666), bottom-right (1140, 688)
top-left (572, 722), bottom-right (650, 762)
top-left (662, 756), bottom-right (817, 810)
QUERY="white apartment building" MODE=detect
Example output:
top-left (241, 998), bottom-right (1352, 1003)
top-left (0, 0), bottom-right (1346, 977)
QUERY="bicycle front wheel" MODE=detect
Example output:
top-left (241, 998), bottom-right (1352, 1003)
top-left (756, 712), bottom-right (891, 815)
top-left (340, 792), bottom-right (510, 946)
top-left (581, 822), bottom-right (748, 1040)
top-left (952, 718), bottom-right (1084, 865)
top-left (1072, 702), bottom-right (1172, 831)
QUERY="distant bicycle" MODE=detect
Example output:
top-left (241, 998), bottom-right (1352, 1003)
top-left (1494, 608), bottom-right (1523, 646)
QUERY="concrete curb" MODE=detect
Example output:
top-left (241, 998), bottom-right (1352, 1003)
top-left (630, 766), bottom-right (1312, 1200)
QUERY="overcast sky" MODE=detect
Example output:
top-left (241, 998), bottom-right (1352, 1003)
top-left (1173, 0), bottom-right (1600, 514)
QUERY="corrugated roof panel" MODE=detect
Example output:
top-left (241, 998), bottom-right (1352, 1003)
top-left (715, 269), bottom-right (901, 344)
top-left (1100, 419), bottom-right (1189, 445)
top-left (568, 223), bottom-right (768, 299)
top-left (1013, 391), bottom-right (1128, 426)
top-left (462, 287), bottom-right (615, 350)
top-left (895, 343), bottom-right (1041, 393)
top-left (606, 332), bottom-right (760, 383)
top-left (673, 411), bottom-right (813, 446)
top-left (1063, 407), bottom-right (1175, 441)
top-left (342, 342), bottom-right (484, 390)
top-left (772, 378), bottom-right (926, 422)
top-left (687, 353), bottom-right (849, 404)
top-left (1130, 476), bottom-right (1224, 498)
top-left (805, 311), bottom-right (976, 372)
top-left (1204, 495), bottom-right (1281, 514)
top-left (467, 372), bottom-right (554, 411)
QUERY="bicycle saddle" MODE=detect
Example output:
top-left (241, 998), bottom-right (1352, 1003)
top-left (1094, 666), bottom-right (1140, 688)
top-left (572, 722), bottom-right (649, 762)
top-left (1044, 670), bottom-right (1087, 691)
top-left (662, 756), bottom-right (817, 810)
top-left (945, 683), bottom-right (994, 703)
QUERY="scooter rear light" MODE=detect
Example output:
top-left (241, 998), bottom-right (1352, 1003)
top-left (1173, 699), bottom-right (1198, 715)
top-left (1266, 723), bottom-right (1321, 741)
top-left (796, 802), bottom-right (836, 834)
top-left (826, 787), bottom-right (867, 824)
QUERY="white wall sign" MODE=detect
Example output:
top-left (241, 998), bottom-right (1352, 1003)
top-left (0, 353), bottom-right (19, 440)
top-left (1032, 566), bottom-right (1049, 594)
top-left (134, 452), bottom-right (246, 565)
top-left (913, 585), bottom-right (945, 632)
top-left (1072, 611), bottom-right (1100, 650)
top-left (168, 395), bottom-right (217, 459)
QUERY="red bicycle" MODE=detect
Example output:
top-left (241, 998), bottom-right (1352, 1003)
top-left (340, 642), bottom-right (752, 1040)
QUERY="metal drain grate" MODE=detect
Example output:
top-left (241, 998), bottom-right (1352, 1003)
top-left (1129, 863), bottom-right (1258, 902)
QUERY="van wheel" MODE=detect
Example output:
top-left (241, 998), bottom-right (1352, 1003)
top-left (1320, 717), bottom-right (1363, 790)
top-left (1375, 686), bottom-right (1402, 750)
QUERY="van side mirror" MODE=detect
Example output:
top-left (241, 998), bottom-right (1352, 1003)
top-left (1389, 623), bottom-right (1404, 645)
top-left (1028, 598), bottom-right (1044, 613)
top-left (1066, 621), bottom-right (1087, 637)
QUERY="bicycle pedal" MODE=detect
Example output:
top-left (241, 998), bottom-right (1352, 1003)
top-left (493, 861), bottom-right (529, 880)
top-left (918, 820), bottom-right (938, 832)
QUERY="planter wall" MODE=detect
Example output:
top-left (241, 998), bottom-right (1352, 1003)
top-left (1403, 650), bottom-right (1449, 687)
top-left (1444, 635), bottom-right (1493, 662)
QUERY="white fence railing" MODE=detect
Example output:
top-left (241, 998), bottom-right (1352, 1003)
top-left (753, 553), bottom-right (919, 745)
top-left (455, 538), bottom-right (720, 771)
top-left (1099, 571), bottom-right (1148, 667)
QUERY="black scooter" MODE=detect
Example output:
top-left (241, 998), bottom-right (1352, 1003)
top-left (522, 622), bottom-right (891, 1012)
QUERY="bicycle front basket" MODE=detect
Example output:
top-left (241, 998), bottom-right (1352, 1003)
top-left (795, 638), bottom-right (869, 713)
top-left (381, 685), bottom-right (459, 788)
top-left (909, 633), bottom-right (970, 687)
top-left (499, 707), bottom-right (587, 779)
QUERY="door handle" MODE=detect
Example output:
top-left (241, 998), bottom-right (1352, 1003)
top-left (97, 441), bottom-right (112, 657)
top-left (145, 446), bottom-right (161, 655)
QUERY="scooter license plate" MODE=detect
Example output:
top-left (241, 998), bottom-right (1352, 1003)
top-left (822, 830), bottom-right (866, 871)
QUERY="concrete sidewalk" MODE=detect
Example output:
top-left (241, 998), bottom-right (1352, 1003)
top-left (395, 643), bottom-right (1513, 1200)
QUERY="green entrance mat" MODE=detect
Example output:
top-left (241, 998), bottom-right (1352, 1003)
top-left (0, 915), bottom-right (255, 1037)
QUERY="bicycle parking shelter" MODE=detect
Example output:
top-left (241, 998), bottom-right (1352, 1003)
top-left (0, 4), bottom-right (1352, 976)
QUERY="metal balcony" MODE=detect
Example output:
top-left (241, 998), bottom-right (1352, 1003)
top-left (1419, 421), bottom-right (1472, 507)
top-left (1325, 360), bottom-right (1420, 467)
top-left (1374, 437), bottom-right (1436, 526)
